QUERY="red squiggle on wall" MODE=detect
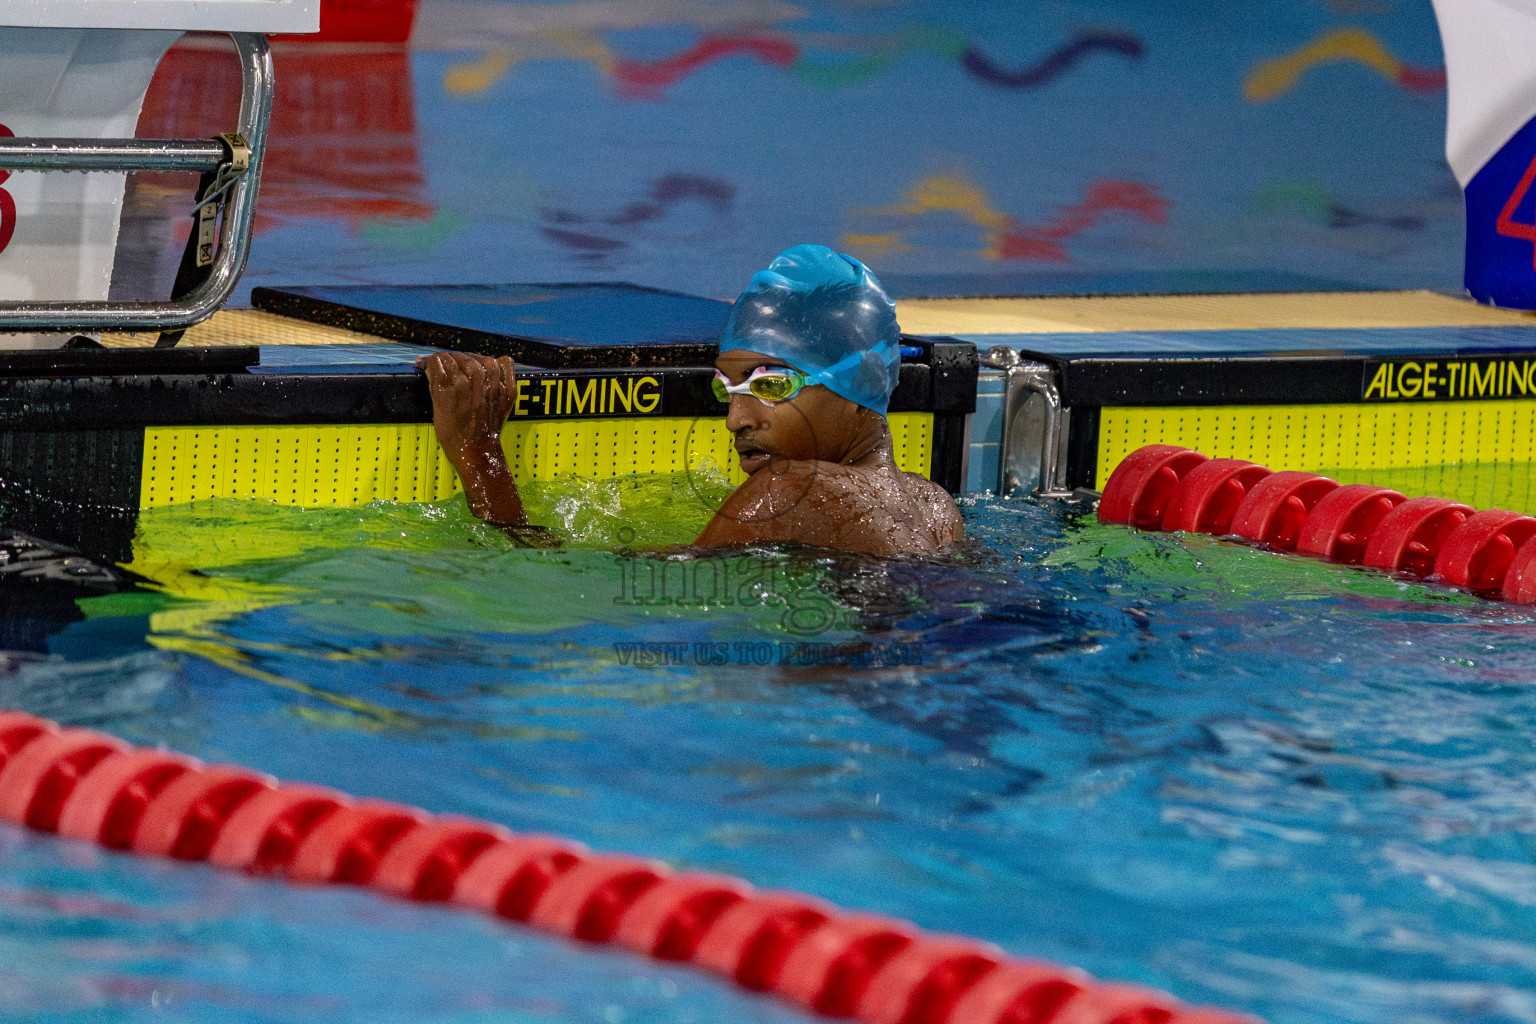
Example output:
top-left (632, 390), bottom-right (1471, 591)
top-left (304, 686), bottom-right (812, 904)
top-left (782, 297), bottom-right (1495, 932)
top-left (613, 35), bottom-right (800, 98)
top-left (998, 180), bottom-right (1170, 260)
top-left (0, 123), bottom-right (15, 257)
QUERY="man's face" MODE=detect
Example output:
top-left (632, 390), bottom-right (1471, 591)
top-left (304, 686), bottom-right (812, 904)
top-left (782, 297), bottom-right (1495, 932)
top-left (715, 348), bottom-right (863, 474)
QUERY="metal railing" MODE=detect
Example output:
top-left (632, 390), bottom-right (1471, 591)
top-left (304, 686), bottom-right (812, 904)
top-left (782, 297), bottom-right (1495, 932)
top-left (986, 346), bottom-right (1074, 498)
top-left (0, 32), bottom-right (273, 334)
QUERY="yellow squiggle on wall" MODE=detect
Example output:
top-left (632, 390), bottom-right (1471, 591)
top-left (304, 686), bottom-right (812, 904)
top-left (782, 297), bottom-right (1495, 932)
top-left (446, 49), bottom-right (524, 95)
top-left (544, 29), bottom-right (618, 75)
top-left (858, 172), bottom-right (1011, 229)
top-left (445, 31), bottom-right (617, 96)
top-left (846, 172), bottom-right (1014, 257)
top-left (840, 232), bottom-right (912, 260)
top-left (844, 171), bottom-right (1169, 262)
top-left (1245, 27), bottom-right (1443, 103)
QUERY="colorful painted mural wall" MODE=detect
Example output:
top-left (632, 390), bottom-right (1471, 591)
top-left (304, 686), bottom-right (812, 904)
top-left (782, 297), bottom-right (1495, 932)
top-left (121, 0), bottom-right (1458, 303)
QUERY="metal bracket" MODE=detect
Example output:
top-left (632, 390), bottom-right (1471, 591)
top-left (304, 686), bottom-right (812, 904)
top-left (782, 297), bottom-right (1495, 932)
top-left (987, 345), bottom-right (1074, 498)
top-left (0, 33), bottom-right (273, 335)
top-left (194, 133), bottom-right (252, 214)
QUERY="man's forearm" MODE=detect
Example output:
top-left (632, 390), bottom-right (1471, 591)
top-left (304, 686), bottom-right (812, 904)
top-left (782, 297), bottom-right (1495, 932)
top-left (450, 443), bottom-right (527, 526)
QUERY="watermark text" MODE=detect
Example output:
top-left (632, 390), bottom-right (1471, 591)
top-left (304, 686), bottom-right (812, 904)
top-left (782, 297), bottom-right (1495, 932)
top-left (612, 640), bottom-right (923, 668)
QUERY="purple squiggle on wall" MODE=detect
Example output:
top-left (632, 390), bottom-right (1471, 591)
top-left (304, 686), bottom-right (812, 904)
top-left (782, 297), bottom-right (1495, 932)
top-left (962, 31), bottom-right (1143, 88)
top-left (541, 173), bottom-right (737, 256)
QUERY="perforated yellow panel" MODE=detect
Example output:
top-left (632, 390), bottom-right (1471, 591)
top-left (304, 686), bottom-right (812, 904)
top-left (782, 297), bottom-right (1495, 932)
top-left (503, 417), bottom-right (738, 483)
top-left (141, 412), bottom-right (935, 509)
top-left (888, 412), bottom-right (933, 477)
top-left (1098, 402), bottom-right (1536, 513)
top-left (141, 424), bottom-right (460, 508)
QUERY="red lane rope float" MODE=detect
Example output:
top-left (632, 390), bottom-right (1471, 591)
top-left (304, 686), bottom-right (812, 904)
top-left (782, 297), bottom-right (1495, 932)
top-left (1160, 459), bottom-right (1272, 535)
top-left (1294, 485), bottom-right (1405, 564)
top-left (0, 710), bottom-right (1257, 1024)
top-left (1434, 510), bottom-right (1536, 595)
top-left (1362, 496), bottom-right (1474, 577)
top-left (1098, 445), bottom-right (1536, 604)
top-left (1227, 471), bottom-right (1339, 551)
top-left (1097, 445), bottom-right (1208, 529)
top-left (1504, 539), bottom-right (1536, 604)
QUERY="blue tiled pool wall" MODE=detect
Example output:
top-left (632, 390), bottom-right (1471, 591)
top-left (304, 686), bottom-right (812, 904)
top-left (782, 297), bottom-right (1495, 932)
top-left (969, 369), bottom-right (1006, 495)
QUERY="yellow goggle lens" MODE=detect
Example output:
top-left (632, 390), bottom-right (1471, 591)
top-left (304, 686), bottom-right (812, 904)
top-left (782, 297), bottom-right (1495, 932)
top-left (750, 373), bottom-right (803, 402)
top-left (712, 368), bottom-right (808, 404)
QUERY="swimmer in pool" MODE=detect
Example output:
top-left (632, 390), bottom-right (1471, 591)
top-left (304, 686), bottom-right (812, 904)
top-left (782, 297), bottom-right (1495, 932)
top-left (421, 244), bottom-right (964, 556)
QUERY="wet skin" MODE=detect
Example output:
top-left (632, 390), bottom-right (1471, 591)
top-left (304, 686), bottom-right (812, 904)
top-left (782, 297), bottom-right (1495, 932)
top-left (420, 350), bottom-right (964, 555)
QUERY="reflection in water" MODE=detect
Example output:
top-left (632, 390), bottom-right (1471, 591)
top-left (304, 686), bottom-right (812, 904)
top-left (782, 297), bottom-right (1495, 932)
top-left (143, 36), bottom-right (431, 230)
top-left (114, 35), bottom-right (429, 300)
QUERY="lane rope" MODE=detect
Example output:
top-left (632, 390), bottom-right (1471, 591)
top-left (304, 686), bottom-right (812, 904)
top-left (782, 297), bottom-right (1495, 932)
top-left (1098, 444), bottom-right (1536, 602)
top-left (0, 709), bottom-right (1257, 1024)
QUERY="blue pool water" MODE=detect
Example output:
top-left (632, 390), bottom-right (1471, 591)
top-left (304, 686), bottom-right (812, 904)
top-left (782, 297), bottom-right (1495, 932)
top-left (4, 491), bottom-right (1536, 1023)
top-left (26, 0), bottom-right (1524, 1017)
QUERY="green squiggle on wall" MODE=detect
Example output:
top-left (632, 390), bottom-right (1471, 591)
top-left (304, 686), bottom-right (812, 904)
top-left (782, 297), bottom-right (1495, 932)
top-left (1251, 182), bottom-right (1334, 223)
top-left (791, 25), bottom-right (968, 88)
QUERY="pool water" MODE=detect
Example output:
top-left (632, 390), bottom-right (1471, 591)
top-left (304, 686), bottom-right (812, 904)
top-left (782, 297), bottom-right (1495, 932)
top-left (4, 483), bottom-right (1536, 1024)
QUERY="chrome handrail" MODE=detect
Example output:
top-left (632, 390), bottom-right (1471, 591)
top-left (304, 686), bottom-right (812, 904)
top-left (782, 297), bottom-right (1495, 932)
top-left (0, 139), bottom-right (230, 174)
top-left (987, 345), bottom-right (1074, 498)
top-left (0, 32), bottom-right (272, 334)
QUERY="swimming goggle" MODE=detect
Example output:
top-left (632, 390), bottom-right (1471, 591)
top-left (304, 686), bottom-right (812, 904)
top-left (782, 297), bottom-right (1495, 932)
top-left (711, 366), bottom-right (809, 405)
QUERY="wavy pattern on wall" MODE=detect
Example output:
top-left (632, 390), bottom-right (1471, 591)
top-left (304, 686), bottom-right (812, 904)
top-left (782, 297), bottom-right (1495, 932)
top-left (845, 172), bottom-right (1169, 263)
top-left (444, 25), bottom-right (1147, 98)
top-left (1245, 27), bottom-right (1444, 102)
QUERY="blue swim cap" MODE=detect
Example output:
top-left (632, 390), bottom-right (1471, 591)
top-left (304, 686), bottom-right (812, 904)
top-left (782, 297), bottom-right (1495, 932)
top-left (720, 244), bottom-right (901, 415)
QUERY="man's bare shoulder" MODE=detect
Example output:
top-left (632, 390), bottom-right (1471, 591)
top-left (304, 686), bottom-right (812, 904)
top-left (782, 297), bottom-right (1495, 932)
top-left (693, 461), bottom-right (817, 546)
top-left (907, 472), bottom-right (965, 542)
top-left (696, 460), bottom-right (962, 553)
top-left (729, 459), bottom-right (821, 508)
top-left (903, 471), bottom-right (953, 501)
